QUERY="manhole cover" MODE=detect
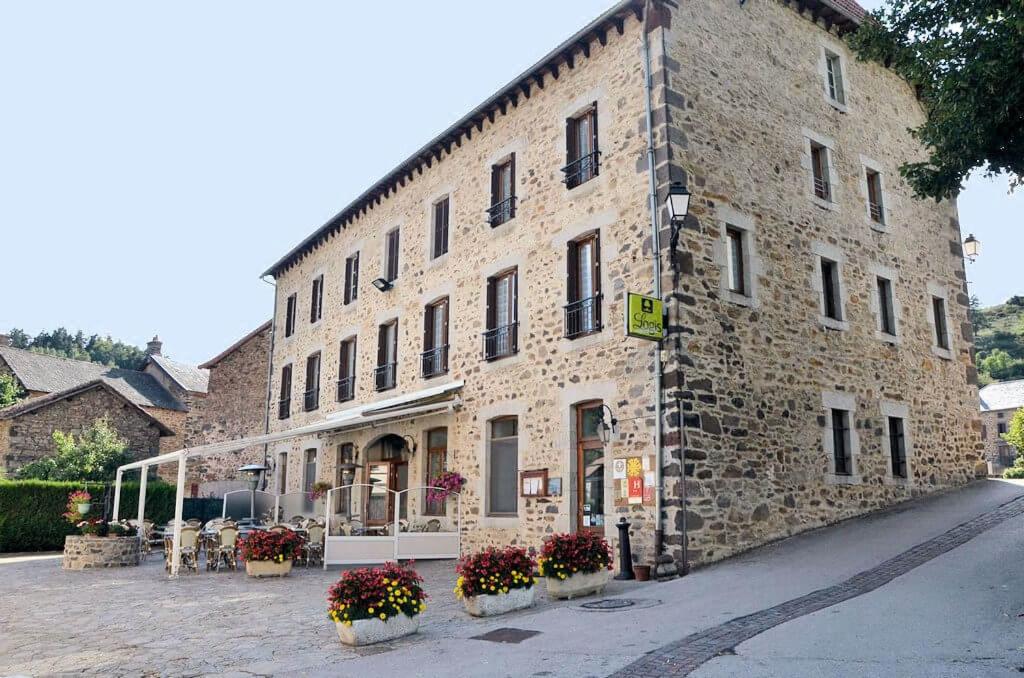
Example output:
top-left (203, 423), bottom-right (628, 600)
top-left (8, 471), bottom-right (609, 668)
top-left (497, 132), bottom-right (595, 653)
top-left (470, 627), bottom-right (541, 644)
top-left (580, 598), bottom-right (637, 610)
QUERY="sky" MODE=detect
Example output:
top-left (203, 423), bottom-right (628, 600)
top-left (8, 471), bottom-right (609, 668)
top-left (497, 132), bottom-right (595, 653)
top-left (0, 1), bottom-right (1018, 365)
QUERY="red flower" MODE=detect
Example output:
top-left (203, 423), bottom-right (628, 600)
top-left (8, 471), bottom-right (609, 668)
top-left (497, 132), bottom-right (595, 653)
top-left (240, 530), bottom-right (305, 562)
top-left (538, 532), bottom-right (612, 579)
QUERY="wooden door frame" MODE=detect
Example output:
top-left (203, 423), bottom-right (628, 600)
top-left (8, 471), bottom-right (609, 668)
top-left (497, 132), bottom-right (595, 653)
top-left (364, 459), bottom-right (408, 526)
top-left (574, 400), bottom-right (605, 534)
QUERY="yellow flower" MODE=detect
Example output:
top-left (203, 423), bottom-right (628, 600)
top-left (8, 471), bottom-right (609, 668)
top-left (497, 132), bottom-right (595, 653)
top-left (344, 620), bottom-right (352, 627)
top-left (368, 607), bottom-right (374, 614)
top-left (379, 613), bottom-right (387, 620)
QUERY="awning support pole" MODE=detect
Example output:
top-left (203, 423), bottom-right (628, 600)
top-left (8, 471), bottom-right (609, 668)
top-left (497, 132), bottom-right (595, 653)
top-left (112, 469), bottom-right (123, 521)
top-left (170, 454), bottom-right (186, 577)
top-left (137, 467), bottom-right (148, 527)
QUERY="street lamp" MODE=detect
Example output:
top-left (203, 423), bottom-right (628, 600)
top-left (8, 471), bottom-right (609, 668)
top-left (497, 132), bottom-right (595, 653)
top-left (664, 182), bottom-right (691, 225)
top-left (963, 234), bottom-right (981, 263)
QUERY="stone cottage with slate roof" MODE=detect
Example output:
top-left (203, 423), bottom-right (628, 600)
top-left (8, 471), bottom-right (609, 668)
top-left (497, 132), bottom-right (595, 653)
top-left (979, 379), bottom-right (1024, 474)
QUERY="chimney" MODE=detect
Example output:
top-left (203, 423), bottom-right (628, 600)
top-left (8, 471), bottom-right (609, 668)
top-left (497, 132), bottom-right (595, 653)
top-left (146, 335), bottom-right (163, 357)
top-left (0, 334), bottom-right (10, 347)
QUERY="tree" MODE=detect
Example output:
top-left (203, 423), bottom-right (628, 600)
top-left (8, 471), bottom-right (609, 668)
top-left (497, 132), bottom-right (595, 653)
top-left (969, 295), bottom-right (989, 334)
top-left (6, 326), bottom-right (146, 370)
top-left (15, 418), bottom-right (130, 482)
top-left (1001, 408), bottom-right (1024, 479)
top-left (848, 1), bottom-right (1024, 200)
top-left (0, 372), bottom-right (25, 408)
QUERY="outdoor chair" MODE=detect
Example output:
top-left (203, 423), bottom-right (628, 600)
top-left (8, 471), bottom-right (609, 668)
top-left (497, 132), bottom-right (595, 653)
top-left (186, 519), bottom-right (202, 528)
top-left (210, 525), bottom-right (239, 572)
top-left (304, 525), bottom-right (325, 568)
top-left (425, 519), bottom-right (441, 533)
top-left (164, 527), bottom-right (201, 573)
top-left (268, 524), bottom-right (292, 534)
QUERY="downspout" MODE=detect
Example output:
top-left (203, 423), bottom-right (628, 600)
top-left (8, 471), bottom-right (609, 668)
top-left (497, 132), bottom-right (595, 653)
top-left (640, 0), bottom-right (666, 566)
top-left (260, 275), bottom-right (279, 491)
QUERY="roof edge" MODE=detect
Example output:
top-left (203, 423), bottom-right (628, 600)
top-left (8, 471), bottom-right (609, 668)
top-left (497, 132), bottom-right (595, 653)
top-left (199, 320), bottom-right (272, 369)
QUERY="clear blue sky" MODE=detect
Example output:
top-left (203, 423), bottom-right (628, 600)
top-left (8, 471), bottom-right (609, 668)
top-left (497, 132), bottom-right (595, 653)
top-left (1, 1), bottom-right (1018, 365)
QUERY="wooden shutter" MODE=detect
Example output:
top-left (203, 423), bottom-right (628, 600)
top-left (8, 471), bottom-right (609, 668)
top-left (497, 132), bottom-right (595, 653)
top-left (490, 165), bottom-right (499, 207)
top-left (343, 259), bottom-right (351, 304)
top-left (590, 104), bottom-right (599, 173)
top-left (566, 240), bottom-right (580, 304)
top-left (566, 117), bottom-right (578, 166)
top-left (592, 233), bottom-right (602, 324)
top-left (423, 303), bottom-right (434, 352)
top-left (352, 253), bottom-right (359, 300)
top-left (377, 325), bottom-right (387, 368)
top-left (485, 277), bottom-right (496, 331)
top-left (339, 341), bottom-right (350, 379)
top-left (508, 154), bottom-right (516, 218)
top-left (441, 299), bottom-right (449, 369)
top-left (511, 269), bottom-right (519, 351)
top-left (280, 365), bottom-right (291, 400)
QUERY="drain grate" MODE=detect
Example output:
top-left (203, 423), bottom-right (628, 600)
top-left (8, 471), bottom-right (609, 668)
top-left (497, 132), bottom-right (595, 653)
top-left (470, 627), bottom-right (541, 644)
top-left (580, 598), bottom-right (637, 610)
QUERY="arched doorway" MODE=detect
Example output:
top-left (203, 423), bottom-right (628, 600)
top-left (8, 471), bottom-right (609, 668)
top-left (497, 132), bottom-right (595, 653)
top-left (363, 434), bottom-right (410, 526)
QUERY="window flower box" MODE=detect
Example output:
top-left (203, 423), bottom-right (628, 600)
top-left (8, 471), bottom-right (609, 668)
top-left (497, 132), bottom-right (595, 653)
top-left (328, 562), bottom-right (427, 646)
top-left (539, 532), bottom-right (613, 600)
top-left (454, 546), bottom-right (537, 617)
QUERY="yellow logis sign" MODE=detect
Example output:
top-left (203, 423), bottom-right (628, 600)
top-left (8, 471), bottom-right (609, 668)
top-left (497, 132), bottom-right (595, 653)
top-left (625, 292), bottom-right (664, 341)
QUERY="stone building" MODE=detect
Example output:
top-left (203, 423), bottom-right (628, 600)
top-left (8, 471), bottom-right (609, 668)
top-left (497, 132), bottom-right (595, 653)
top-left (259, 0), bottom-right (980, 571)
top-left (979, 380), bottom-right (1024, 474)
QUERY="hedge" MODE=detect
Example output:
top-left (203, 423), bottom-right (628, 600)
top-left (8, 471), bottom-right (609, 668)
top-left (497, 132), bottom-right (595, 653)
top-left (0, 479), bottom-right (177, 553)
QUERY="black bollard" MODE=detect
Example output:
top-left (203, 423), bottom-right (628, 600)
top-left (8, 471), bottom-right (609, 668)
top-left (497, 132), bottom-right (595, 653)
top-left (614, 517), bottom-right (635, 580)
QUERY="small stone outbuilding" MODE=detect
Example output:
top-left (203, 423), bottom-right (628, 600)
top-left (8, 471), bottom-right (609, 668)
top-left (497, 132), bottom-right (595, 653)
top-left (980, 379), bottom-right (1024, 474)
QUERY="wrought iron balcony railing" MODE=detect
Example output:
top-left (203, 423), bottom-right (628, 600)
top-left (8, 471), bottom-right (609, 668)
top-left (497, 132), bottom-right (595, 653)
top-left (278, 398), bottom-right (290, 420)
top-left (564, 294), bottom-right (602, 339)
top-left (486, 196), bottom-right (516, 227)
top-left (813, 176), bottom-right (831, 202)
top-left (421, 345), bottom-right (449, 379)
top-left (482, 323), bottom-right (518, 361)
top-left (561, 150), bottom-right (600, 189)
top-left (303, 388), bottom-right (319, 412)
top-left (869, 201), bottom-right (884, 224)
top-left (336, 376), bottom-right (355, 403)
top-left (374, 363), bottom-right (397, 391)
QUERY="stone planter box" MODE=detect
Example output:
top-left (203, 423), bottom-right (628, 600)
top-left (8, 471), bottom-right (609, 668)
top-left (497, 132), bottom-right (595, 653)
top-left (245, 559), bottom-right (293, 578)
top-left (335, 613), bottom-right (419, 646)
top-left (544, 569), bottom-right (610, 600)
top-left (463, 585), bottom-right (536, 617)
top-left (62, 535), bottom-right (140, 570)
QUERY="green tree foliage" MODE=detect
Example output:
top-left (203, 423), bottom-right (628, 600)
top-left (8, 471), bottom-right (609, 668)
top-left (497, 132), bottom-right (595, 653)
top-left (1001, 408), bottom-right (1024, 479)
top-left (848, 1), bottom-right (1024, 200)
top-left (974, 298), bottom-right (1024, 383)
top-left (6, 326), bottom-right (146, 369)
top-left (15, 418), bottom-right (130, 482)
top-left (0, 372), bottom-right (25, 409)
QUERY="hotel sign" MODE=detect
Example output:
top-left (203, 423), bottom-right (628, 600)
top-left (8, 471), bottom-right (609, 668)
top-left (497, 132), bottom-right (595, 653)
top-left (625, 292), bottom-right (664, 341)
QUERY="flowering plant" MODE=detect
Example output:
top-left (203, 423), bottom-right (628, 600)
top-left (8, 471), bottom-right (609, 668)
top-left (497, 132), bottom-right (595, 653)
top-left (308, 481), bottom-right (333, 502)
top-left (63, 490), bottom-right (92, 523)
top-left (107, 521), bottom-right (138, 537)
top-left (538, 532), bottom-right (613, 580)
top-left (328, 562), bottom-right (427, 626)
top-left (76, 518), bottom-right (104, 535)
top-left (426, 471), bottom-right (467, 503)
top-left (454, 546), bottom-right (537, 599)
top-left (240, 529), bottom-right (305, 563)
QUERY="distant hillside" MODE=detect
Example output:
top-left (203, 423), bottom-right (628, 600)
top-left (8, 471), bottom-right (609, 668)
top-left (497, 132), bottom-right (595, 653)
top-left (5, 327), bottom-right (147, 370)
top-left (973, 296), bottom-right (1024, 384)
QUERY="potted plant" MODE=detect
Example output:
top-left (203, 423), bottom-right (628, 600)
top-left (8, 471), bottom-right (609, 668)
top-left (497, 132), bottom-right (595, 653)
top-left (240, 529), bottom-right (304, 577)
top-left (76, 518), bottom-right (104, 536)
top-left (308, 481), bottom-right (333, 506)
top-left (328, 562), bottom-right (427, 646)
top-left (63, 490), bottom-right (92, 521)
top-left (426, 471), bottom-right (467, 504)
top-left (107, 521), bottom-right (138, 538)
top-left (454, 546), bottom-right (538, 617)
top-left (539, 532), bottom-right (613, 600)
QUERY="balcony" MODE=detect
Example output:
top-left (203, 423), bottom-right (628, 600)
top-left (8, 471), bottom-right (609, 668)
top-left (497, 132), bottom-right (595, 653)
top-left (869, 201), bottom-right (884, 224)
top-left (486, 196), bottom-right (516, 227)
top-left (564, 294), bottom-right (602, 339)
top-left (421, 345), bottom-right (449, 379)
top-left (561, 150), bottom-right (600, 189)
top-left (278, 398), bottom-right (290, 420)
top-left (303, 388), bottom-right (319, 412)
top-left (482, 323), bottom-right (518, 361)
top-left (813, 176), bottom-right (831, 202)
top-left (374, 363), bottom-right (397, 391)
top-left (336, 376), bottom-right (355, 403)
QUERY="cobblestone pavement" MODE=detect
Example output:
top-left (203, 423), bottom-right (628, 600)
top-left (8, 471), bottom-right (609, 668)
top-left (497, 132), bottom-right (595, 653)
top-left (611, 493), bottom-right (1024, 677)
top-left (0, 554), bottom-right (640, 676)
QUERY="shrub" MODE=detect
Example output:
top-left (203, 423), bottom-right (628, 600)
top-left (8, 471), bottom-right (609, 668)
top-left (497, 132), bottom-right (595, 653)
top-left (0, 479), bottom-right (175, 552)
top-left (15, 418), bottom-right (130, 482)
top-left (1003, 465), bottom-right (1024, 479)
top-left (240, 530), bottom-right (304, 563)
top-left (538, 532), bottom-right (613, 580)
top-left (328, 562), bottom-right (426, 626)
top-left (454, 546), bottom-right (537, 599)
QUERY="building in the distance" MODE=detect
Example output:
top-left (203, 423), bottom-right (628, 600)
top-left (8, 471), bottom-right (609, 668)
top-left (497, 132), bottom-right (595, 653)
top-left (979, 379), bottom-right (1024, 474)
top-left (254, 0), bottom-right (980, 571)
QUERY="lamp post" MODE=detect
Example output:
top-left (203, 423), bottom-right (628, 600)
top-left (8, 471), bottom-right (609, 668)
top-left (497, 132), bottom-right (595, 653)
top-left (239, 463), bottom-right (268, 520)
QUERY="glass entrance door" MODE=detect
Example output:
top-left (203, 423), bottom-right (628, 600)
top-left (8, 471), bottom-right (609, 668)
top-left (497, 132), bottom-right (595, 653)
top-left (365, 460), bottom-right (408, 526)
top-left (575, 401), bottom-right (605, 533)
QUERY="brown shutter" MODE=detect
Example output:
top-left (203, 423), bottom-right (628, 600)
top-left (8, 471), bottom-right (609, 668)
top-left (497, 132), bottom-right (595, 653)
top-left (423, 303), bottom-right (434, 352)
top-left (352, 253), bottom-right (359, 300)
top-left (590, 104), bottom-right (599, 174)
top-left (512, 269), bottom-right (519, 351)
top-left (566, 240), bottom-right (580, 304)
top-left (339, 341), bottom-right (349, 380)
top-left (377, 325), bottom-right (387, 368)
top-left (343, 259), bottom-right (351, 304)
top-left (509, 154), bottom-right (516, 218)
top-left (391, 320), bottom-right (399, 366)
top-left (566, 116), bottom-right (578, 166)
top-left (593, 232), bottom-right (602, 324)
top-left (485, 277), bottom-right (496, 331)
top-left (441, 299), bottom-right (449, 370)
top-left (490, 164), bottom-right (499, 207)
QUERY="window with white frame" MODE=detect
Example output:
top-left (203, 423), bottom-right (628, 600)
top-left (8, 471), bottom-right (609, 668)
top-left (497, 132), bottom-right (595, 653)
top-left (831, 408), bottom-right (852, 476)
top-left (487, 416), bottom-right (519, 516)
top-left (824, 50), bottom-right (846, 107)
top-left (431, 196), bottom-right (450, 259)
top-left (888, 416), bottom-right (908, 479)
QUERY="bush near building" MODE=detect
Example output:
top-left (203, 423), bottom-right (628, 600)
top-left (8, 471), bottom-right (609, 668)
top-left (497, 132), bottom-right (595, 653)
top-left (0, 479), bottom-right (175, 552)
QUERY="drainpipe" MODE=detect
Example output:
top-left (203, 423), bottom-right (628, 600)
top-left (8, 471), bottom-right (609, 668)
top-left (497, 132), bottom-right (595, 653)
top-left (640, 0), bottom-right (667, 567)
top-left (260, 275), bottom-right (279, 491)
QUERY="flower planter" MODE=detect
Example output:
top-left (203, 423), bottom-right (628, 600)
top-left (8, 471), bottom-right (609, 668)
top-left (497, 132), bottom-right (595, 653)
top-left (76, 503), bottom-right (92, 515)
top-left (545, 570), bottom-right (610, 600)
top-left (334, 614), bottom-right (419, 646)
top-left (633, 565), bottom-right (652, 581)
top-left (463, 585), bottom-right (536, 617)
top-left (245, 559), bottom-right (293, 578)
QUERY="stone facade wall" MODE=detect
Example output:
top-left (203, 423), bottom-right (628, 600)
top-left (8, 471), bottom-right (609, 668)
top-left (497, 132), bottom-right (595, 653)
top-left (263, 0), bottom-right (980, 570)
top-left (62, 535), bottom-right (140, 569)
top-left (981, 408), bottom-right (1018, 474)
top-left (0, 386), bottom-right (165, 473)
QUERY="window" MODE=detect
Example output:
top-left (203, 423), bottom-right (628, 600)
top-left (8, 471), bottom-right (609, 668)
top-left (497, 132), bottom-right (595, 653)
top-left (278, 364), bottom-right (292, 420)
top-left (825, 51), bottom-right (846, 106)
top-left (424, 428), bottom-right (448, 515)
top-left (484, 269), bottom-right (518, 360)
top-left (384, 228), bottom-right (400, 283)
top-left (488, 417), bottom-right (518, 515)
top-left (310, 275), bottom-right (323, 323)
top-left (811, 142), bottom-right (831, 202)
top-left (303, 448), bottom-right (317, 494)
top-left (877, 277), bottom-right (897, 336)
top-left (821, 258), bottom-right (842, 322)
top-left (337, 337), bottom-right (356, 402)
top-left (375, 320), bottom-right (398, 391)
top-left (888, 417), bottom-right (907, 479)
top-left (932, 296), bottom-right (950, 350)
top-left (998, 422), bottom-right (1008, 435)
top-left (565, 233), bottom-right (602, 338)
top-left (277, 452), bottom-right (288, 492)
top-left (304, 352), bottom-right (320, 411)
top-left (726, 226), bottom-right (746, 295)
top-left (335, 443), bottom-right (355, 514)
top-left (344, 253), bottom-right (359, 305)
top-left (866, 169), bottom-right (884, 225)
top-left (422, 298), bottom-right (449, 378)
top-left (831, 409), bottom-right (852, 476)
top-left (431, 197), bottom-right (449, 259)
top-left (982, 424), bottom-right (988, 440)
top-left (563, 105), bottom-right (599, 188)
top-left (284, 293), bottom-right (297, 337)
top-left (488, 155), bottom-right (516, 226)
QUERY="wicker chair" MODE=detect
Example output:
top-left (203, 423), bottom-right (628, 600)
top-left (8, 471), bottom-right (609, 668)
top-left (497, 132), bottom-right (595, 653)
top-left (268, 524), bottom-right (292, 534)
top-left (210, 525), bottom-right (240, 572)
top-left (304, 524), bottom-right (325, 568)
top-left (164, 527), bottom-right (201, 573)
